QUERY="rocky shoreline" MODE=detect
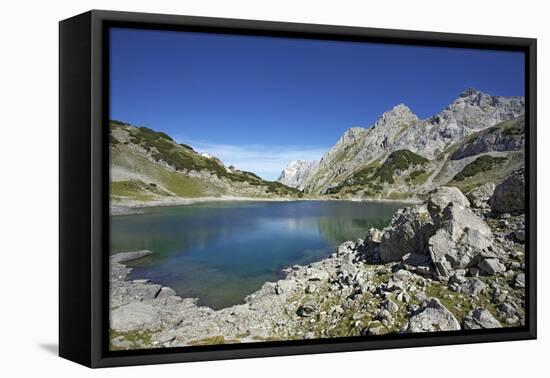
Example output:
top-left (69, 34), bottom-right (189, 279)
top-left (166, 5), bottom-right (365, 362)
top-left (110, 170), bottom-right (526, 350)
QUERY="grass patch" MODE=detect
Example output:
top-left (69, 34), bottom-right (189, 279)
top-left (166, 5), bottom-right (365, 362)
top-left (110, 179), bottom-right (171, 201)
top-left (110, 329), bottom-right (153, 350)
top-left (453, 155), bottom-right (508, 182)
top-left (377, 150), bottom-right (428, 184)
top-left (188, 335), bottom-right (226, 345)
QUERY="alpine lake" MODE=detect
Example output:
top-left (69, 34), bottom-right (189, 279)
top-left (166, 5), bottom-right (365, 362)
top-left (110, 200), bottom-right (405, 309)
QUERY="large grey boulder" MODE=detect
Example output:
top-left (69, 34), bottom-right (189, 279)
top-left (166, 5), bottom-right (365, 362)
top-left (380, 205), bottom-right (434, 262)
top-left (428, 203), bottom-right (494, 279)
top-left (490, 169), bottom-right (525, 214)
top-left (360, 227), bottom-right (383, 263)
top-left (467, 182), bottom-right (496, 209)
top-left (406, 298), bottom-right (461, 332)
top-left (427, 186), bottom-right (470, 216)
top-left (463, 309), bottom-right (502, 329)
top-left (477, 258), bottom-right (506, 275)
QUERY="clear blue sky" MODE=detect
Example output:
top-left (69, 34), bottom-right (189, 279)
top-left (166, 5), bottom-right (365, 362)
top-left (110, 27), bottom-right (524, 179)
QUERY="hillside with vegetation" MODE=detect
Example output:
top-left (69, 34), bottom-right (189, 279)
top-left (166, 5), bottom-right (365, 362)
top-left (109, 121), bottom-right (301, 207)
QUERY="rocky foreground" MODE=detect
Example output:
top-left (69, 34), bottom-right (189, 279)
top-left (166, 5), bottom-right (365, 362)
top-left (110, 169), bottom-right (526, 350)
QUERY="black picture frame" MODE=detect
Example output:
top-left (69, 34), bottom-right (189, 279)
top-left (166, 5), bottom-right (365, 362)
top-left (59, 9), bottom-right (537, 368)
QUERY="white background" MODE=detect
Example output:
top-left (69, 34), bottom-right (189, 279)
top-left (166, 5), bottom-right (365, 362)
top-left (1, 0), bottom-right (546, 376)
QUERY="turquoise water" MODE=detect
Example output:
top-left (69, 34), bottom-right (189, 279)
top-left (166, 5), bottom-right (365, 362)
top-left (110, 200), bottom-right (403, 309)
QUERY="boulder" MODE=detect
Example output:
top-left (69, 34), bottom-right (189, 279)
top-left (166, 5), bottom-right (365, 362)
top-left (275, 279), bottom-right (297, 295)
top-left (467, 182), bottom-right (496, 209)
top-left (478, 258), bottom-right (506, 275)
top-left (429, 203), bottom-right (493, 279)
top-left (381, 299), bottom-right (399, 314)
top-left (463, 309), bottom-right (502, 329)
top-left (490, 169), bottom-right (525, 214)
top-left (380, 205), bottom-right (434, 262)
top-left (427, 186), bottom-right (470, 216)
top-left (514, 273), bottom-right (526, 288)
top-left (361, 228), bottom-right (383, 263)
top-left (307, 269), bottom-right (330, 282)
top-left (460, 278), bottom-right (487, 296)
top-left (498, 303), bottom-right (517, 317)
top-left (337, 240), bottom-right (356, 256)
top-left (406, 298), bottom-right (460, 332)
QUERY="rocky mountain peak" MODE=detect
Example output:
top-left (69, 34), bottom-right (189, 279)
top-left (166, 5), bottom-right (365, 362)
top-left (459, 87), bottom-right (482, 98)
top-left (430, 88), bottom-right (525, 132)
top-left (278, 160), bottom-right (319, 189)
top-left (374, 103), bottom-right (418, 129)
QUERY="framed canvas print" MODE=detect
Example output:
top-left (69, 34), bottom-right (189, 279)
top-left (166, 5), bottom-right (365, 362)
top-left (59, 10), bottom-right (537, 368)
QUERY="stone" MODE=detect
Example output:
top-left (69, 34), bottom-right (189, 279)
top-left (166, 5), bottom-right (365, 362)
top-left (305, 284), bottom-right (317, 294)
top-left (406, 298), bottom-right (460, 332)
top-left (427, 186), bottom-right (470, 216)
top-left (428, 203), bottom-right (493, 279)
top-left (490, 169), bottom-right (525, 214)
top-left (392, 269), bottom-right (414, 281)
top-left (275, 279), bottom-right (296, 295)
top-left (460, 278), bottom-right (487, 296)
top-left (463, 309), bottom-right (502, 329)
top-left (514, 230), bottom-right (526, 243)
top-left (308, 269), bottom-right (330, 282)
top-left (467, 182), bottom-right (496, 209)
top-left (381, 299), bottom-right (399, 314)
top-left (514, 273), bottom-right (526, 288)
top-left (297, 302), bottom-right (317, 317)
top-left (478, 258), bottom-right (506, 275)
top-left (498, 303), bottom-right (517, 316)
top-left (380, 205), bottom-right (434, 262)
top-left (337, 240), bottom-right (356, 256)
top-left (365, 326), bottom-right (385, 336)
top-left (415, 292), bottom-right (427, 302)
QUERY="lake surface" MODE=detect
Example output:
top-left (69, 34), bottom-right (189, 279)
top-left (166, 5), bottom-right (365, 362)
top-left (110, 200), bottom-right (404, 309)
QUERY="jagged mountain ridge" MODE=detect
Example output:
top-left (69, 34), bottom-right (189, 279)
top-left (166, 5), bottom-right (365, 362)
top-left (295, 88), bottom-right (524, 194)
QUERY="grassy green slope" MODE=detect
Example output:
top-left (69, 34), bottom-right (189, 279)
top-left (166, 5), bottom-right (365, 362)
top-left (109, 121), bottom-right (300, 201)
